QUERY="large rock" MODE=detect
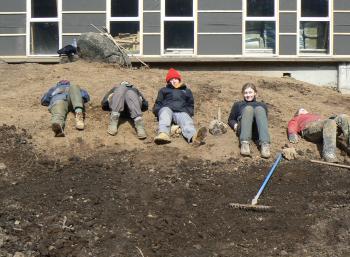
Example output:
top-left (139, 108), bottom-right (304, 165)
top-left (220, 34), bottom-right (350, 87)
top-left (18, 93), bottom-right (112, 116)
top-left (77, 32), bottom-right (131, 67)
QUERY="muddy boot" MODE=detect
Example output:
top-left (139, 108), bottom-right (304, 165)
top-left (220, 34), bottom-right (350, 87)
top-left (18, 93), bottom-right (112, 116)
top-left (192, 127), bottom-right (207, 146)
top-left (323, 150), bottom-right (338, 163)
top-left (75, 112), bottom-right (85, 130)
top-left (154, 132), bottom-right (171, 144)
top-left (134, 118), bottom-right (147, 139)
top-left (108, 112), bottom-right (119, 136)
top-left (52, 123), bottom-right (65, 137)
top-left (260, 143), bottom-right (271, 159)
top-left (240, 141), bottom-right (251, 156)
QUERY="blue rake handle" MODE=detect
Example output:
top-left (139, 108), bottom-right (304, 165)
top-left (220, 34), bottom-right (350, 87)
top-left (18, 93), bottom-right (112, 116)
top-left (251, 153), bottom-right (283, 205)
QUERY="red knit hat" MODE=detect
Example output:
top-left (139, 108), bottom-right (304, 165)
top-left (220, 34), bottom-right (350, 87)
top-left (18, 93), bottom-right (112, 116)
top-left (165, 68), bottom-right (182, 82)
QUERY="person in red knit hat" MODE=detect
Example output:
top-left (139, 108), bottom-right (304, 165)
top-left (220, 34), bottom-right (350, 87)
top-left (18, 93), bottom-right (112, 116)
top-left (153, 68), bottom-right (207, 146)
top-left (287, 108), bottom-right (350, 162)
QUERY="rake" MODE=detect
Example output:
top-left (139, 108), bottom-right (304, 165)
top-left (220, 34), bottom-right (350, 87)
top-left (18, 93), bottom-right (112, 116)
top-left (229, 153), bottom-right (283, 211)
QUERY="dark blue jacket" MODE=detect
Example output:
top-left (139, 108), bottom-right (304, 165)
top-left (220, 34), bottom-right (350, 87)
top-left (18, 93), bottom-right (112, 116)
top-left (228, 99), bottom-right (268, 129)
top-left (41, 81), bottom-right (90, 108)
top-left (153, 83), bottom-right (194, 117)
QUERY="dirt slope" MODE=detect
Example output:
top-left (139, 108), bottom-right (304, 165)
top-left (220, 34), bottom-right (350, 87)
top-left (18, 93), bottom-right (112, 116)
top-left (0, 61), bottom-right (349, 257)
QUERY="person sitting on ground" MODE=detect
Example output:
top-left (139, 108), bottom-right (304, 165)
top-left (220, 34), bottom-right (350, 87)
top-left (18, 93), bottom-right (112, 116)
top-left (101, 81), bottom-right (148, 139)
top-left (287, 108), bottom-right (350, 163)
top-left (41, 80), bottom-right (90, 137)
top-left (228, 83), bottom-right (271, 158)
top-left (153, 68), bottom-right (207, 146)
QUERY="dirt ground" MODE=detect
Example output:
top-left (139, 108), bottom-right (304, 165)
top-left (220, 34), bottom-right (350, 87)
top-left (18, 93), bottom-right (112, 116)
top-left (0, 61), bottom-right (349, 257)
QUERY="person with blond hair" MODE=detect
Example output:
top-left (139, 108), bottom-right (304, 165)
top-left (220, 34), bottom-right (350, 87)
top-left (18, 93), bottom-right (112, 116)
top-left (228, 83), bottom-right (271, 158)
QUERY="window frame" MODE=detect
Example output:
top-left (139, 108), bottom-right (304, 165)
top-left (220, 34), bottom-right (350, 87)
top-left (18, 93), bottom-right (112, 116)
top-left (243, 0), bottom-right (278, 56)
top-left (106, 0), bottom-right (143, 55)
top-left (297, 0), bottom-right (332, 56)
top-left (26, 0), bottom-right (62, 56)
top-left (161, 0), bottom-right (196, 56)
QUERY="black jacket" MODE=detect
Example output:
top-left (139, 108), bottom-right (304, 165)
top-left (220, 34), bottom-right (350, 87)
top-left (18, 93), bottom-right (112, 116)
top-left (228, 99), bottom-right (268, 129)
top-left (153, 83), bottom-right (194, 117)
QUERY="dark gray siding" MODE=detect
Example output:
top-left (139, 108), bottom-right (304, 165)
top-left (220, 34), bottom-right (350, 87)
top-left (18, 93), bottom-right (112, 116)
top-left (143, 12), bottom-right (160, 33)
top-left (143, 35), bottom-right (160, 55)
top-left (0, 15), bottom-right (26, 34)
top-left (334, 35), bottom-right (350, 55)
top-left (198, 0), bottom-right (241, 10)
top-left (280, 0), bottom-right (297, 10)
top-left (334, 13), bottom-right (350, 33)
top-left (62, 0), bottom-right (105, 11)
top-left (279, 35), bottom-right (297, 55)
top-left (198, 13), bottom-right (242, 33)
top-left (62, 35), bottom-right (76, 46)
top-left (0, 0), bottom-right (26, 12)
top-left (0, 36), bottom-right (25, 55)
top-left (334, 0), bottom-right (350, 10)
top-left (198, 34), bottom-right (242, 55)
top-left (144, 0), bottom-right (160, 10)
top-left (62, 14), bottom-right (106, 33)
top-left (279, 13), bottom-right (297, 33)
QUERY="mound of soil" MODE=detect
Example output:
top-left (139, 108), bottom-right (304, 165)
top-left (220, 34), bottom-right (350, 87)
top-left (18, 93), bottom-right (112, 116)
top-left (0, 62), bottom-right (350, 256)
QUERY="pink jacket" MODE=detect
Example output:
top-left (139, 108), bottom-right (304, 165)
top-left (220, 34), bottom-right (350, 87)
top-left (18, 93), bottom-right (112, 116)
top-left (287, 113), bottom-right (323, 135)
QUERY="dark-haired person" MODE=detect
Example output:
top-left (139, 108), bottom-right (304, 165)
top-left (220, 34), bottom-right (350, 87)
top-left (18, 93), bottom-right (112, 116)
top-left (228, 83), bottom-right (271, 158)
top-left (153, 68), bottom-right (207, 146)
top-left (288, 108), bottom-right (350, 163)
top-left (101, 81), bottom-right (148, 139)
top-left (41, 80), bottom-right (90, 137)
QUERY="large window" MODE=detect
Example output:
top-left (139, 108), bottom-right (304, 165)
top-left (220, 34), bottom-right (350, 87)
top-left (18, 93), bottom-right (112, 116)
top-left (299, 0), bottom-right (330, 54)
top-left (109, 0), bottom-right (140, 54)
top-left (163, 0), bottom-right (194, 54)
top-left (245, 0), bottom-right (276, 54)
top-left (29, 0), bottom-right (59, 55)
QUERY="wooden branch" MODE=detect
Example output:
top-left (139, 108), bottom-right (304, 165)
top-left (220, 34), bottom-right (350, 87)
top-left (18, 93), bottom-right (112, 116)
top-left (310, 159), bottom-right (350, 169)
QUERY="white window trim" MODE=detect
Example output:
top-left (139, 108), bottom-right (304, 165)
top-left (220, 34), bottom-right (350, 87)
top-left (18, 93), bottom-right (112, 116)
top-left (297, 0), bottom-right (332, 56)
top-left (106, 0), bottom-right (143, 56)
top-left (161, 0), bottom-right (197, 56)
top-left (243, 0), bottom-right (279, 56)
top-left (26, 0), bottom-right (62, 56)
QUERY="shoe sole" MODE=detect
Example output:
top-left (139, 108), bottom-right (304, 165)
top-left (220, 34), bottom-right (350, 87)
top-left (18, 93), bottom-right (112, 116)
top-left (154, 138), bottom-right (171, 145)
top-left (52, 123), bottom-right (65, 137)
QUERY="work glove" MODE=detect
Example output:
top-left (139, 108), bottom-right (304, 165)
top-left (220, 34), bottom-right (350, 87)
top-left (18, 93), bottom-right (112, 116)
top-left (288, 133), bottom-right (299, 144)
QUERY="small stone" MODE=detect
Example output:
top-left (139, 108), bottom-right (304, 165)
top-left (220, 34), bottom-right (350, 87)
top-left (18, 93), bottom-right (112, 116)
top-left (280, 250), bottom-right (288, 256)
top-left (0, 163), bottom-right (6, 170)
top-left (13, 252), bottom-right (26, 257)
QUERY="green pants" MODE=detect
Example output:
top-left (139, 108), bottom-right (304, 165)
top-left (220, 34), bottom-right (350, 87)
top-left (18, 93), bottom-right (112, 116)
top-left (49, 84), bottom-right (84, 128)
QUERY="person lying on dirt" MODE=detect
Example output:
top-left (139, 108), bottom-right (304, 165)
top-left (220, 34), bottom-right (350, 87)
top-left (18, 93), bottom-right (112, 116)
top-left (101, 81), bottom-right (148, 139)
top-left (287, 108), bottom-right (350, 163)
top-left (153, 68), bottom-right (207, 146)
top-left (41, 80), bottom-right (90, 137)
top-left (228, 83), bottom-right (271, 158)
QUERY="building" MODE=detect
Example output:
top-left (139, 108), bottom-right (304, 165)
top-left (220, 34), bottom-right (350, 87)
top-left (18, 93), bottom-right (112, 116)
top-left (1, 0), bottom-right (350, 91)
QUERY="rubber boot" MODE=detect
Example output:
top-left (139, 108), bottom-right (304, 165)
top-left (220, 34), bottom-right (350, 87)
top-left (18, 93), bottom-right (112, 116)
top-left (134, 118), bottom-right (147, 139)
top-left (108, 112), bottom-right (119, 136)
